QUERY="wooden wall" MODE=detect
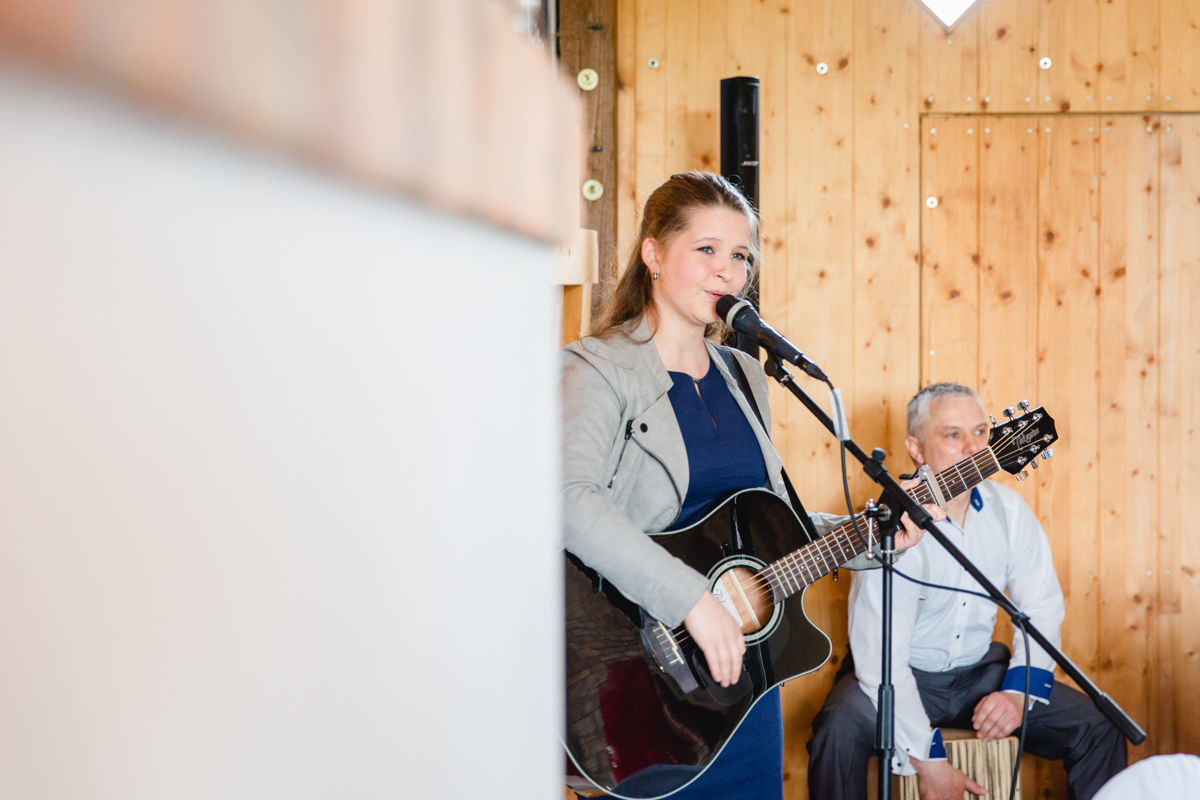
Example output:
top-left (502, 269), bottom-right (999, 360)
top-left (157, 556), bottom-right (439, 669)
top-left (612, 0), bottom-right (1200, 797)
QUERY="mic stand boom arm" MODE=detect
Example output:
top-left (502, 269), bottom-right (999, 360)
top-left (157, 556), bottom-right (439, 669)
top-left (760, 355), bottom-right (1146, 795)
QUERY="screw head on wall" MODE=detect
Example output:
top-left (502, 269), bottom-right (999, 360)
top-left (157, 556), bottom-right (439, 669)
top-left (576, 68), bottom-right (599, 91)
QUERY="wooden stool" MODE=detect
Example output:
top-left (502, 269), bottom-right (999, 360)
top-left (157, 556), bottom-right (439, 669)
top-left (896, 729), bottom-right (1021, 800)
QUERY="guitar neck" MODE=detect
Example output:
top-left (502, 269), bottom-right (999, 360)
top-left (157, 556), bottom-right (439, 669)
top-left (760, 446), bottom-right (1003, 600)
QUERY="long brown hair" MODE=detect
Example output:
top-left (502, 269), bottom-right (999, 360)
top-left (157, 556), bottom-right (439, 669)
top-left (591, 171), bottom-right (761, 340)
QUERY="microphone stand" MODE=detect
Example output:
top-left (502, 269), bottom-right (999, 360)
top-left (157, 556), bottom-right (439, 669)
top-left (760, 354), bottom-right (1146, 800)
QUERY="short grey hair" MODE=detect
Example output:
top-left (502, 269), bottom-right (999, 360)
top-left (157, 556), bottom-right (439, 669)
top-left (906, 382), bottom-right (986, 440)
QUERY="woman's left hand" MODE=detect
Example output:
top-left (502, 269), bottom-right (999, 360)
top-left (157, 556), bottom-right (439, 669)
top-left (892, 478), bottom-right (946, 551)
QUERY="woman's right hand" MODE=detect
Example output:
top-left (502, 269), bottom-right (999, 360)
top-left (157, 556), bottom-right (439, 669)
top-left (683, 591), bottom-right (746, 687)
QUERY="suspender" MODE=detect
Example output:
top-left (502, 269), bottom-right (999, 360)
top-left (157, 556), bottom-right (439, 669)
top-left (716, 347), bottom-right (821, 545)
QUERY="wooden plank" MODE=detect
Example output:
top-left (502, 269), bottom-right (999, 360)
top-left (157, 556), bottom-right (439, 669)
top-left (662, 0), bottom-right (723, 175)
top-left (920, 115), bottom-right (980, 388)
top-left (1037, 0), bottom-right (1101, 114)
top-left (728, 0), bottom-right (792, 569)
top-left (1160, 0), bottom-right (1200, 110)
top-left (979, 0), bottom-right (1039, 113)
top-left (559, 0), bottom-right (619, 313)
top-left (1035, 114), bottom-right (1101, 665)
top-left (978, 115), bottom-right (1039, 509)
top-left (1096, 114), bottom-right (1160, 760)
top-left (780, 0), bottom-right (855, 505)
top-left (1154, 112), bottom-right (1180, 758)
top-left (780, 1), bottom-right (855, 795)
top-left (634, 0), bottom-right (667, 208)
top-left (615, 0), bottom-right (638, 277)
top-left (1098, 0), bottom-right (1161, 111)
top-left (1156, 113), bottom-right (1200, 757)
top-left (918, 0), bottom-right (979, 114)
top-left (1031, 113), bottom-right (1102, 800)
top-left (727, 0), bottom-right (791, 476)
top-left (1171, 113), bottom-right (1200, 757)
top-left (851, 0), bottom-right (922, 481)
top-left (562, 284), bottom-right (589, 344)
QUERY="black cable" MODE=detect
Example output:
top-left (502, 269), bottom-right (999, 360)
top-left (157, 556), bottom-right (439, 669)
top-left (826, 378), bottom-right (1030, 800)
top-left (891, 567), bottom-right (1033, 800)
top-left (827, 377), bottom-right (875, 558)
top-left (1011, 617), bottom-right (1032, 800)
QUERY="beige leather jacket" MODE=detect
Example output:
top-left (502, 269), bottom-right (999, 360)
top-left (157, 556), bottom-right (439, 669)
top-left (561, 316), bottom-right (878, 627)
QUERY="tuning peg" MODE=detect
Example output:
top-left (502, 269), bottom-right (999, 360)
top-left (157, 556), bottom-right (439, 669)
top-left (1004, 407), bottom-right (1016, 419)
top-left (1043, 448), bottom-right (1054, 459)
top-left (989, 414), bottom-right (998, 426)
top-left (1019, 399), bottom-right (1031, 411)
top-left (1030, 460), bottom-right (1039, 469)
top-left (1014, 470), bottom-right (1029, 482)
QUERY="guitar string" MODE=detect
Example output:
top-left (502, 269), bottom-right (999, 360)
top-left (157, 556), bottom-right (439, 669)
top-left (721, 423), bottom-right (1046, 611)
top-left (745, 424), bottom-right (1039, 606)
top-left (654, 422), bottom-right (1049, 650)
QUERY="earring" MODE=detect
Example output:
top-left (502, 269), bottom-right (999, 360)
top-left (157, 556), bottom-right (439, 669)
top-left (652, 272), bottom-right (659, 280)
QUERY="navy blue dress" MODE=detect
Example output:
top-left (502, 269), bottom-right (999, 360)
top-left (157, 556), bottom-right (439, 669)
top-left (605, 358), bottom-right (784, 800)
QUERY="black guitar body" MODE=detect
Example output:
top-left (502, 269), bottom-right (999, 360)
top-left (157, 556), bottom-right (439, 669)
top-left (563, 488), bottom-right (833, 799)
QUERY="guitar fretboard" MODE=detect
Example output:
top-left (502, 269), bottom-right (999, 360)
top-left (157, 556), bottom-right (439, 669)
top-left (758, 446), bottom-right (1003, 600)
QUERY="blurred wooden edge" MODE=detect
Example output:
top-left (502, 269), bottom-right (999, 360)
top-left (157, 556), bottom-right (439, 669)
top-left (0, 0), bottom-right (582, 243)
top-left (560, 229), bottom-right (598, 345)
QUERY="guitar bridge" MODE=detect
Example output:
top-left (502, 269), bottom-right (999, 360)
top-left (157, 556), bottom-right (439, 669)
top-left (640, 617), bottom-right (699, 694)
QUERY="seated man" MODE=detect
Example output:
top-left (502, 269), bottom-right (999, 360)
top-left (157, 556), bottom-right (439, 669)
top-left (807, 382), bottom-right (1126, 800)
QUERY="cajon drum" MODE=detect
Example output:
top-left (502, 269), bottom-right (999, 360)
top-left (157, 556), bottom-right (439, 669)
top-left (899, 729), bottom-right (1021, 800)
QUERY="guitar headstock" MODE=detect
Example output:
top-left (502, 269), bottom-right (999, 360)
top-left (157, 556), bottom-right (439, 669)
top-left (987, 400), bottom-right (1057, 481)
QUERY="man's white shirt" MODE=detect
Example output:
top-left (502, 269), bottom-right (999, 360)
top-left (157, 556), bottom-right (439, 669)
top-left (847, 479), bottom-right (1065, 775)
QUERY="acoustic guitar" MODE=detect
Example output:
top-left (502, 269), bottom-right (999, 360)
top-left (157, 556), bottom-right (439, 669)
top-left (564, 404), bottom-right (1057, 799)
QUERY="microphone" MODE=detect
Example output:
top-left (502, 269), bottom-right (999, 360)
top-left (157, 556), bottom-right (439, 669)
top-left (715, 295), bottom-right (828, 382)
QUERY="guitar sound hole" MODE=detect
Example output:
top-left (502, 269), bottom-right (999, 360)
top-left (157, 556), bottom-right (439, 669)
top-left (713, 566), bottom-right (776, 635)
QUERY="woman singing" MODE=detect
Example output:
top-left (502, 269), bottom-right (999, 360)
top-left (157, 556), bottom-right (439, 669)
top-left (562, 171), bottom-right (936, 799)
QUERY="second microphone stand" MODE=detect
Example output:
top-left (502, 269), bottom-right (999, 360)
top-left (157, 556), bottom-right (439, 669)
top-left (760, 354), bottom-right (1145, 800)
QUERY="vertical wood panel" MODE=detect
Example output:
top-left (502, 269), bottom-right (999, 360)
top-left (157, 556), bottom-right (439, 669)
top-left (1032, 115), bottom-right (1102, 800)
top-left (1174, 116), bottom-right (1200, 756)
top-left (615, 0), bottom-right (639, 275)
top-left (918, 4), bottom-right (980, 113)
top-left (1155, 114), bottom-right (1180, 758)
top-left (1034, 109), bottom-right (1101, 691)
top-left (1096, 115), bottom-right (1159, 759)
top-left (979, 0), bottom-right (1038, 113)
top-left (779, 0), bottom-right (855, 502)
top-left (730, 0), bottom-right (791, 516)
top-left (663, 0), bottom-right (723, 175)
top-left (634, 0), bottom-right (666, 208)
top-left (1160, 0), bottom-right (1200, 111)
top-left (921, 117), bottom-right (979, 387)
top-left (1156, 115), bottom-right (1200, 756)
top-left (780, 2), bottom-right (855, 795)
top-left (852, 0), bottom-right (921, 476)
top-left (978, 117), bottom-right (1039, 511)
top-left (1098, 0), bottom-right (1161, 110)
top-left (1037, 0), bottom-right (1101, 113)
